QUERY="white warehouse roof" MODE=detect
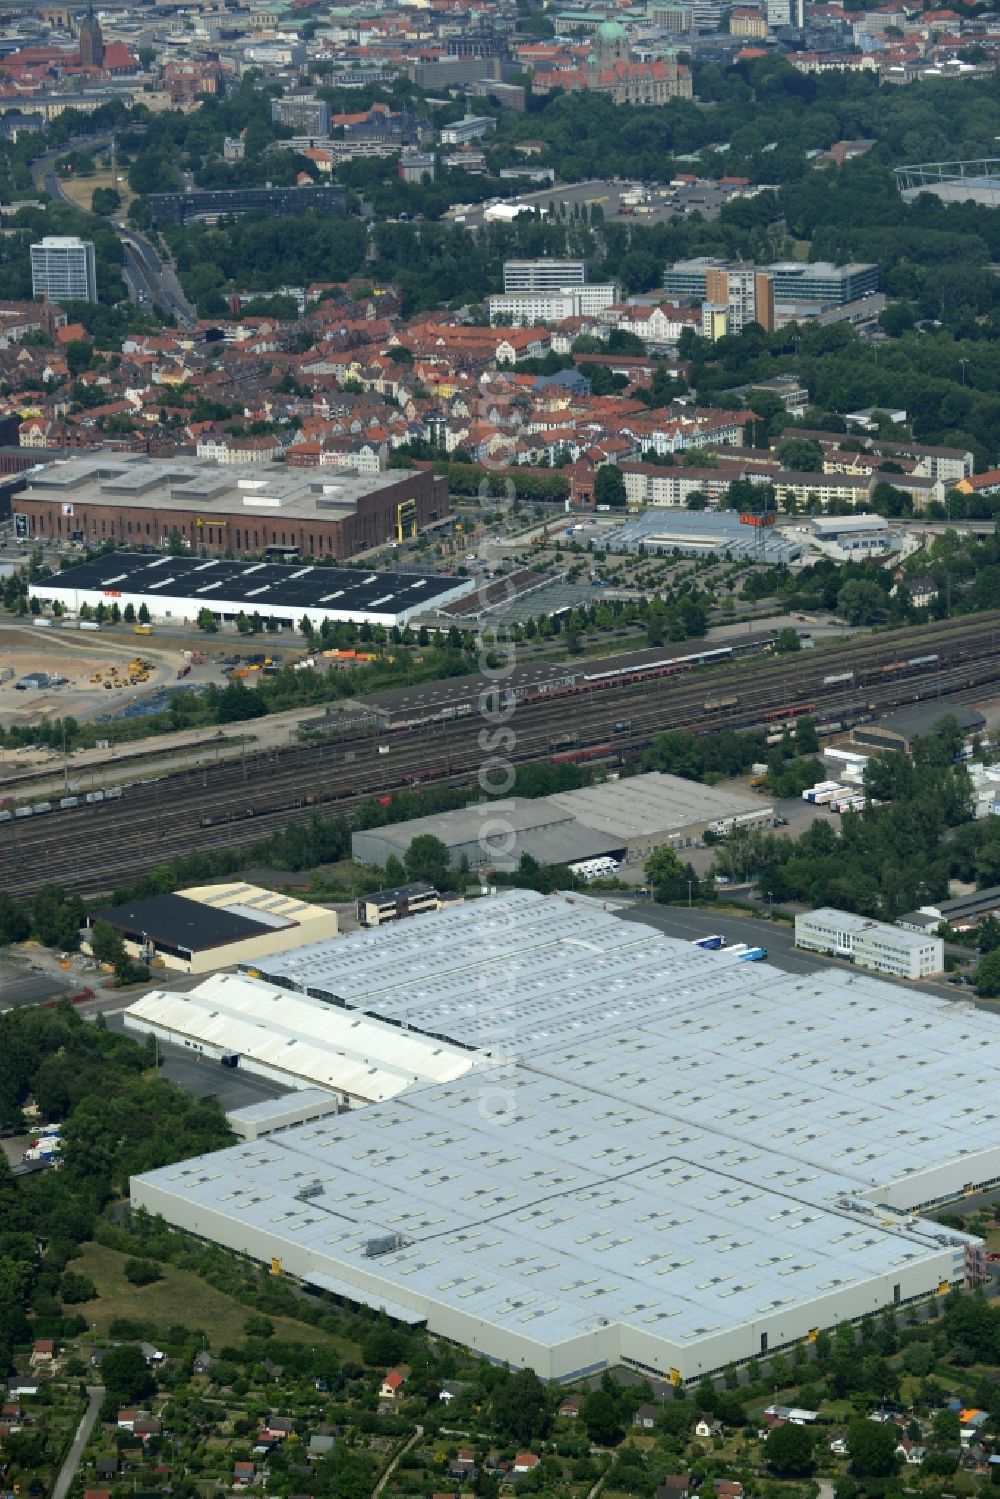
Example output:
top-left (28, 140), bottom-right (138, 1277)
top-left (123, 971), bottom-right (487, 1103)
top-left (131, 891), bottom-right (996, 1383)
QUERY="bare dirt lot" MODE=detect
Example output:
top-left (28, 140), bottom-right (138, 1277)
top-left (0, 626), bottom-right (188, 730)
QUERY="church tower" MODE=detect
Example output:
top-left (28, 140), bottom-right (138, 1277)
top-left (79, 3), bottom-right (105, 68)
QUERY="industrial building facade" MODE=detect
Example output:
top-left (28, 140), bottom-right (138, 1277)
top-left (14, 454), bottom-right (448, 560)
top-left (31, 552), bottom-right (473, 630)
top-left (794, 907), bottom-right (944, 980)
top-left (351, 772), bottom-right (774, 871)
top-left (131, 891), bottom-right (992, 1383)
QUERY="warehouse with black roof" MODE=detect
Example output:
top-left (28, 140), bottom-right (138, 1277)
top-left (86, 882), bottom-right (340, 974)
top-left (29, 552), bottom-right (475, 629)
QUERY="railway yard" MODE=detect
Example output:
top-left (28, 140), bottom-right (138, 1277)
top-left (2, 612), bottom-right (998, 897)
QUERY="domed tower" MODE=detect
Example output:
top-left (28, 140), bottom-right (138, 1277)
top-left (79, 3), bottom-right (105, 68)
top-left (594, 17), bottom-right (628, 67)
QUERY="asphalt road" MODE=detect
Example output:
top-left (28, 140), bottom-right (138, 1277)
top-left (616, 899), bottom-right (977, 1003)
top-left (104, 1012), bottom-right (290, 1109)
top-left (0, 965), bottom-right (73, 1011)
top-left (52, 1386), bottom-right (104, 1499)
top-left (30, 133), bottom-right (195, 324)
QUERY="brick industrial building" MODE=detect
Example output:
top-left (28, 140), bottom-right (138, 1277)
top-left (13, 455), bottom-right (448, 560)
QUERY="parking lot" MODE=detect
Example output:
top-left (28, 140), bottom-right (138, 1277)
top-left (0, 963), bottom-right (73, 1011)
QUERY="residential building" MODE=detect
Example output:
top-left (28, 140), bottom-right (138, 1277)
top-left (794, 907), bottom-right (944, 979)
top-left (705, 265), bottom-right (775, 332)
top-left (730, 8), bottom-right (770, 36)
top-left (30, 237), bottom-right (97, 303)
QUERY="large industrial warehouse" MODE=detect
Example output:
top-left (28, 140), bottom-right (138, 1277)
top-left (14, 453), bottom-right (448, 560)
top-left (351, 772), bottom-right (773, 870)
top-left (30, 552), bottom-right (474, 630)
top-left (131, 890), bottom-right (992, 1384)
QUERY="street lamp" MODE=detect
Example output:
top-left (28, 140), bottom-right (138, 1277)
top-left (687, 878), bottom-right (693, 909)
top-left (959, 357), bottom-right (970, 385)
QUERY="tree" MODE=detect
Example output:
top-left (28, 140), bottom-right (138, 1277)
top-left (836, 579), bottom-right (885, 625)
top-left (138, 602), bottom-right (151, 624)
top-left (777, 437), bottom-right (824, 472)
top-left (973, 949), bottom-right (1000, 997)
top-left (931, 1408), bottom-right (961, 1447)
top-left (404, 834), bottom-right (451, 889)
top-left (582, 1389), bottom-right (622, 1446)
top-left (765, 1423), bottom-right (815, 1477)
top-left (167, 530), bottom-right (184, 557)
top-left (88, 919), bottom-right (125, 966)
top-left (645, 845), bottom-right (687, 902)
top-left (776, 627), bottom-right (801, 653)
top-left (65, 340), bottom-right (92, 379)
top-left (60, 1271), bottom-right (97, 1303)
top-left (100, 1343), bottom-right (155, 1406)
top-left (594, 464), bottom-right (627, 509)
top-left (492, 1368), bottom-right (551, 1445)
top-left (848, 1417), bottom-right (899, 1478)
top-left (794, 714), bottom-right (819, 755)
top-left (197, 608), bottom-right (218, 633)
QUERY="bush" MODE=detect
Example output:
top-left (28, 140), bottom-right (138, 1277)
top-left (60, 1271), bottom-right (97, 1304)
top-left (124, 1258), bottom-right (163, 1286)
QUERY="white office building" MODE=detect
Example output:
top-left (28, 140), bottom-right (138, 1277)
top-left (503, 258), bottom-right (588, 293)
top-left (30, 236), bottom-right (97, 303)
top-left (487, 283), bottom-right (619, 324)
top-left (795, 907), bottom-right (944, 979)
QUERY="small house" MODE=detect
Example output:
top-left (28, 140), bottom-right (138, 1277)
top-left (896, 1440), bottom-right (926, 1465)
top-left (513, 1453), bottom-right (540, 1474)
top-left (559, 1395), bottom-right (584, 1418)
top-left (633, 1404), bottom-right (659, 1430)
top-left (262, 1415), bottom-right (294, 1441)
top-left (696, 1415), bottom-right (723, 1438)
top-left (233, 1461), bottom-right (256, 1487)
top-left (30, 1341), bottom-right (55, 1367)
top-left (656, 1477), bottom-right (691, 1499)
top-left (379, 1370), bottom-right (405, 1400)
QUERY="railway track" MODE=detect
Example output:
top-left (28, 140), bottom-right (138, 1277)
top-left (6, 615), bottom-right (1000, 896)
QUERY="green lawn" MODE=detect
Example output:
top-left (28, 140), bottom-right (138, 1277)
top-left (67, 1242), bottom-right (360, 1357)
